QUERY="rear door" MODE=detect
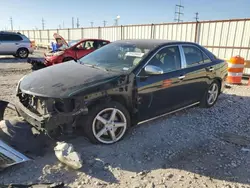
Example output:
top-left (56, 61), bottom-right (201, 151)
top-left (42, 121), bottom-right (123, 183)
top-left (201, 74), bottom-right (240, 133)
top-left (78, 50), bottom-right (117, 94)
top-left (0, 34), bottom-right (23, 54)
top-left (179, 44), bottom-right (214, 103)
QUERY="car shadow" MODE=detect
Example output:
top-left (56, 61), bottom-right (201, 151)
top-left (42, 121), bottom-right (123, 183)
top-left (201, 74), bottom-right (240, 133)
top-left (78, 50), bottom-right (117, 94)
top-left (69, 92), bottom-right (250, 185)
top-left (1, 92), bottom-right (250, 186)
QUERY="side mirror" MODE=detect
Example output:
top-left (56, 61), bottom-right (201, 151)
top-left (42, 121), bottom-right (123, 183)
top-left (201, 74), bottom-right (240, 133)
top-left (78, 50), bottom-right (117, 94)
top-left (144, 65), bottom-right (163, 75)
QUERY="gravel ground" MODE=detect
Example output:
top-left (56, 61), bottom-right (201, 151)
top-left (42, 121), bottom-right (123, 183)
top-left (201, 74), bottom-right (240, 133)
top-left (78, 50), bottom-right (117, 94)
top-left (0, 52), bottom-right (250, 188)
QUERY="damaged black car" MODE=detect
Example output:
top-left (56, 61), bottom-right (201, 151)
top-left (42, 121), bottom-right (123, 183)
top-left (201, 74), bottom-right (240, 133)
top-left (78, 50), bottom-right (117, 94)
top-left (14, 40), bottom-right (227, 144)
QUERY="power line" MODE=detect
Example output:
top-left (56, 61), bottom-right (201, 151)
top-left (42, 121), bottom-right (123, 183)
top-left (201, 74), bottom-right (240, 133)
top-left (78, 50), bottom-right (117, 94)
top-left (10, 17), bottom-right (13, 31)
top-left (77, 18), bottom-right (80, 28)
top-left (103, 20), bottom-right (107, 27)
top-left (42, 18), bottom-right (45, 30)
top-left (174, 1), bottom-right (184, 22)
top-left (90, 22), bottom-right (94, 27)
top-left (194, 12), bottom-right (199, 22)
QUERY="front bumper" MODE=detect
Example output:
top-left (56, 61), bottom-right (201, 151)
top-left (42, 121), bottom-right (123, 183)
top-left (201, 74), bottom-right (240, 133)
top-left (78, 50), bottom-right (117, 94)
top-left (15, 99), bottom-right (88, 132)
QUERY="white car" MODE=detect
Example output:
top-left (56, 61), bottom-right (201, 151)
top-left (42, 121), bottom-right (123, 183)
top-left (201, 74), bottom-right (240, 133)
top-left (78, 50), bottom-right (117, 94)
top-left (0, 31), bottom-right (34, 58)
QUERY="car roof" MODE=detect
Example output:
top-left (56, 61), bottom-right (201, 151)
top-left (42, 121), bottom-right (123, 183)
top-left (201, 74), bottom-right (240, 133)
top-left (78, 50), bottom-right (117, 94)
top-left (0, 31), bottom-right (22, 35)
top-left (113, 39), bottom-right (197, 49)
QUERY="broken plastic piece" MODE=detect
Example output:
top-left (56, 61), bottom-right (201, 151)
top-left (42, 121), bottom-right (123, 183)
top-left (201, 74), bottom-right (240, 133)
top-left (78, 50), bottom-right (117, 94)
top-left (54, 142), bottom-right (82, 170)
top-left (0, 139), bottom-right (30, 169)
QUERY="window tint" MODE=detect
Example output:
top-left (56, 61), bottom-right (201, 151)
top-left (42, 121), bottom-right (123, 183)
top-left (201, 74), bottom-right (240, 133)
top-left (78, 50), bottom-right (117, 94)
top-left (147, 46), bottom-right (181, 73)
top-left (99, 41), bottom-right (108, 47)
top-left (0, 34), bottom-right (23, 41)
top-left (183, 46), bottom-right (211, 66)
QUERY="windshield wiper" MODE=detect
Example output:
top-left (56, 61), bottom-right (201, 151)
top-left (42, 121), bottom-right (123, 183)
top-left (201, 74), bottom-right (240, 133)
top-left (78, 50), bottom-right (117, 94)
top-left (83, 63), bottom-right (110, 72)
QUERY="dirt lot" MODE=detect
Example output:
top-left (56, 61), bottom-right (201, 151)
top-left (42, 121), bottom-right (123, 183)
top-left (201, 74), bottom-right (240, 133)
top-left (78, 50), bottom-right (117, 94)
top-left (0, 51), bottom-right (250, 188)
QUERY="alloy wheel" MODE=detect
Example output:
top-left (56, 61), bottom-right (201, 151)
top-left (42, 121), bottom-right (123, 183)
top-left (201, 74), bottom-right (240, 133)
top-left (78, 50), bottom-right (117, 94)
top-left (92, 108), bottom-right (127, 144)
top-left (207, 83), bottom-right (219, 105)
top-left (19, 50), bottom-right (28, 58)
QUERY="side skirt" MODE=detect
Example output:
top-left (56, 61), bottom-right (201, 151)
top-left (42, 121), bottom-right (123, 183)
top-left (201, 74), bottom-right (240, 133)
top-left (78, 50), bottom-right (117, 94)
top-left (138, 102), bottom-right (200, 125)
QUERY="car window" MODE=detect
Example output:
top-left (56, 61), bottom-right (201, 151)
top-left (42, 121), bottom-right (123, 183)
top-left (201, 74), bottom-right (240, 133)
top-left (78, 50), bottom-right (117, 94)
top-left (1, 34), bottom-right (23, 41)
top-left (147, 46), bottom-right (181, 73)
top-left (182, 46), bottom-right (210, 66)
top-left (84, 40), bottom-right (100, 50)
top-left (99, 41), bottom-right (108, 47)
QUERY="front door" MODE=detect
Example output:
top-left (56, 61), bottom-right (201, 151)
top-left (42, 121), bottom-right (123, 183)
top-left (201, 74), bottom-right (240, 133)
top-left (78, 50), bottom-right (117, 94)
top-left (136, 45), bottom-right (188, 121)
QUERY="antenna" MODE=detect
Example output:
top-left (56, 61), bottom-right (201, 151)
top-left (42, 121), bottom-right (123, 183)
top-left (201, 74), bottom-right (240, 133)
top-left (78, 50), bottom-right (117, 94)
top-left (103, 20), bottom-right (107, 27)
top-left (42, 18), bottom-right (45, 30)
top-left (174, 0), bottom-right (184, 22)
top-left (10, 17), bottom-right (13, 31)
top-left (77, 18), bottom-right (80, 28)
top-left (194, 12), bottom-right (199, 22)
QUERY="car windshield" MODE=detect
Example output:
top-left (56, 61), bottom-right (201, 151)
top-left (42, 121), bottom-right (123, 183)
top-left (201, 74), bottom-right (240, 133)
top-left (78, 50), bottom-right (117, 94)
top-left (68, 40), bottom-right (80, 47)
top-left (79, 42), bottom-right (153, 72)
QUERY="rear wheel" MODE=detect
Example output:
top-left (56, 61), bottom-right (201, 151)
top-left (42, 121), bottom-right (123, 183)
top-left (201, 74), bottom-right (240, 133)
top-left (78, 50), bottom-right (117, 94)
top-left (82, 101), bottom-right (131, 144)
top-left (200, 81), bottom-right (220, 108)
top-left (17, 48), bottom-right (29, 59)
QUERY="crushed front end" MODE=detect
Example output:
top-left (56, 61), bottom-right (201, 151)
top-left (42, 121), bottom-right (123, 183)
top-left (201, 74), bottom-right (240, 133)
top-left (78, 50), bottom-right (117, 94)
top-left (15, 88), bottom-right (88, 136)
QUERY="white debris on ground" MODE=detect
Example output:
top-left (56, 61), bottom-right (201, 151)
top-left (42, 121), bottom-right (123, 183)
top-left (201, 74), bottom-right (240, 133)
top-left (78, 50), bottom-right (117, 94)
top-left (54, 142), bottom-right (82, 170)
top-left (0, 53), bottom-right (250, 188)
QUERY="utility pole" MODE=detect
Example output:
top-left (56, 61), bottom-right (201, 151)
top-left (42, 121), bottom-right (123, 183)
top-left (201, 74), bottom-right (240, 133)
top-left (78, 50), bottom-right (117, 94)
top-left (194, 12), bottom-right (199, 22)
top-left (42, 18), bottom-right (45, 30)
top-left (77, 18), bottom-right (80, 28)
top-left (58, 24), bottom-right (61, 29)
top-left (72, 17), bottom-right (74, 28)
top-left (10, 17), bottom-right (13, 31)
top-left (174, 0), bottom-right (184, 22)
top-left (103, 20), bottom-right (107, 27)
top-left (62, 21), bottom-right (64, 29)
top-left (90, 22), bottom-right (94, 27)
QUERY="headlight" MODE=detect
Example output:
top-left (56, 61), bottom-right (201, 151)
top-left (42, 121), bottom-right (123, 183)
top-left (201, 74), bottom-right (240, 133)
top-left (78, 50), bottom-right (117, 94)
top-left (53, 51), bottom-right (64, 56)
top-left (16, 75), bottom-right (26, 94)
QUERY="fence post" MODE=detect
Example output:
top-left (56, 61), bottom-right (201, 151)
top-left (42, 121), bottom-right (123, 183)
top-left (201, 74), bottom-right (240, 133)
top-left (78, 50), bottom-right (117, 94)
top-left (47, 29), bottom-right (50, 43)
top-left (39, 30), bottom-right (42, 43)
top-left (121, 25), bottom-right (123, 40)
top-left (194, 21), bottom-right (200, 43)
top-left (81, 27), bottom-right (84, 38)
top-left (68, 28), bottom-right (70, 41)
top-left (98, 27), bottom-right (101, 39)
top-left (151, 24), bottom-right (155, 39)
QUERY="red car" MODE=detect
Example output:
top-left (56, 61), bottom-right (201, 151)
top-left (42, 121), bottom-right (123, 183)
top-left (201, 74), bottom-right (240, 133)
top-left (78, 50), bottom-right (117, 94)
top-left (44, 34), bottom-right (110, 66)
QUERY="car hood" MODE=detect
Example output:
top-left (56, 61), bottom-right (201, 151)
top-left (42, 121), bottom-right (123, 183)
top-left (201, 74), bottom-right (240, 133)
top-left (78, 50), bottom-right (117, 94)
top-left (53, 33), bottom-right (68, 47)
top-left (19, 62), bottom-right (120, 98)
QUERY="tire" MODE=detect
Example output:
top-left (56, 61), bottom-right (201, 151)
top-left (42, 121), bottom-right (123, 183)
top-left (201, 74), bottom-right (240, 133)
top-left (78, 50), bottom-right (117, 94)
top-left (62, 57), bottom-right (74, 62)
top-left (17, 48), bottom-right (29, 59)
top-left (200, 80), bottom-right (220, 108)
top-left (82, 101), bottom-right (131, 144)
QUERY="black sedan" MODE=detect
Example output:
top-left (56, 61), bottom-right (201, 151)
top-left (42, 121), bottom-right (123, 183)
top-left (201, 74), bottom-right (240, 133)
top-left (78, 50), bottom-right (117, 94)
top-left (15, 40), bottom-right (228, 144)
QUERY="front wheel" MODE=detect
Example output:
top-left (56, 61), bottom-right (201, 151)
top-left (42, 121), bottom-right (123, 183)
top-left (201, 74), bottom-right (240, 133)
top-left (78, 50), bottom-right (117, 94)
top-left (82, 101), bottom-right (131, 144)
top-left (200, 81), bottom-right (220, 108)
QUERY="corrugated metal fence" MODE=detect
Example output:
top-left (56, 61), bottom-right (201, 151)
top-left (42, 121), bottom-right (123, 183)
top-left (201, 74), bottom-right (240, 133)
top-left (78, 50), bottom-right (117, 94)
top-left (16, 18), bottom-right (250, 60)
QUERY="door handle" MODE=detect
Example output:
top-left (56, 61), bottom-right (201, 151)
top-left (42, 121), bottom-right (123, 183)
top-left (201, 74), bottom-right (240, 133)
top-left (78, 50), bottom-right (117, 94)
top-left (178, 75), bottom-right (185, 80)
top-left (206, 67), bottom-right (214, 72)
